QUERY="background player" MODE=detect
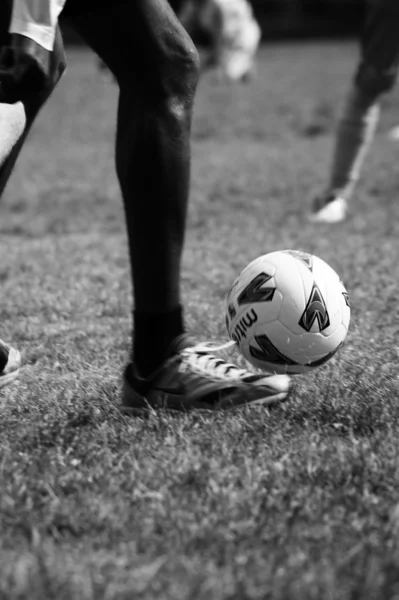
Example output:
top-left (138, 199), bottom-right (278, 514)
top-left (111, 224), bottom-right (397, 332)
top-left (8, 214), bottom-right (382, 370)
top-left (99, 0), bottom-right (261, 82)
top-left (0, 0), bottom-right (290, 409)
top-left (178, 0), bottom-right (261, 81)
top-left (310, 0), bottom-right (399, 223)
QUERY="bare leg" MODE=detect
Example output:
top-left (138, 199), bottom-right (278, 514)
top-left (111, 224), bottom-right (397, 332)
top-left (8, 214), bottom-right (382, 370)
top-left (66, 0), bottom-right (200, 375)
top-left (64, 1), bottom-right (291, 412)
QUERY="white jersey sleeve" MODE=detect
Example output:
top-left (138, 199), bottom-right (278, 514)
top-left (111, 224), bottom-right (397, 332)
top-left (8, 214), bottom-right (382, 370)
top-left (9, 0), bottom-right (67, 51)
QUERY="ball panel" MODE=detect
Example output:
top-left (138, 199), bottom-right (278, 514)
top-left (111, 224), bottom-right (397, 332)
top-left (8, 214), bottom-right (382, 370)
top-left (243, 321), bottom-right (347, 374)
top-left (321, 274), bottom-right (351, 337)
top-left (238, 329), bottom-right (301, 375)
top-left (257, 320), bottom-right (344, 363)
top-left (229, 256), bottom-right (277, 302)
top-left (312, 255), bottom-right (341, 282)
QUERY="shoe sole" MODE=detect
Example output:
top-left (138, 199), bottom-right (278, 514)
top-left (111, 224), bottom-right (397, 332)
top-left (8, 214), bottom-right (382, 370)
top-left (121, 383), bottom-right (289, 416)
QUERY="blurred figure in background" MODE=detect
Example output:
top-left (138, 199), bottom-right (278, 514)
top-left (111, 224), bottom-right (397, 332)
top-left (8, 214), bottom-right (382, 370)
top-left (98, 0), bottom-right (261, 83)
top-left (97, 0), bottom-right (261, 82)
top-left (178, 0), bottom-right (261, 81)
top-left (310, 0), bottom-right (399, 223)
top-left (99, 0), bottom-right (261, 82)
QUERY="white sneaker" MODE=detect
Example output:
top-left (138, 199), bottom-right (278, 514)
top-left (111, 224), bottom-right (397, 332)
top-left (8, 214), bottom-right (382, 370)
top-left (122, 335), bottom-right (290, 414)
top-left (308, 195), bottom-right (348, 224)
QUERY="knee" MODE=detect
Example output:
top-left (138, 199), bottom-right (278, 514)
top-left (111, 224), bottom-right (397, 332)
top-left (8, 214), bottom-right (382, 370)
top-left (169, 37), bottom-right (201, 102)
top-left (161, 39), bottom-right (200, 117)
top-left (355, 62), bottom-right (397, 99)
top-left (120, 30), bottom-right (200, 112)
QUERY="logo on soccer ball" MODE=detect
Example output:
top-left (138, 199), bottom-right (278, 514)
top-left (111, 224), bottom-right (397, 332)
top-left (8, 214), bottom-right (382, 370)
top-left (342, 291), bottom-right (350, 307)
top-left (237, 273), bottom-right (275, 305)
top-left (299, 282), bottom-right (330, 332)
top-left (284, 249), bottom-right (313, 271)
top-left (227, 303), bottom-right (237, 319)
top-left (231, 308), bottom-right (258, 343)
top-left (249, 333), bottom-right (299, 366)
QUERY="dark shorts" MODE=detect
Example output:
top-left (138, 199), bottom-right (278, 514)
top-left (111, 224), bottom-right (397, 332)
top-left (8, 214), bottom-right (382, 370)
top-left (0, 0), bottom-right (66, 99)
top-left (355, 0), bottom-right (399, 94)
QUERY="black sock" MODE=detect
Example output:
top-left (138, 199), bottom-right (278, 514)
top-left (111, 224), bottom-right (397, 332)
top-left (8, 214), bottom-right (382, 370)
top-left (133, 305), bottom-right (185, 377)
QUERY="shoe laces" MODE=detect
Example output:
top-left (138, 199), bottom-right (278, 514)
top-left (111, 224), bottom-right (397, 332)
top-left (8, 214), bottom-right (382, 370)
top-left (179, 340), bottom-right (256, 381)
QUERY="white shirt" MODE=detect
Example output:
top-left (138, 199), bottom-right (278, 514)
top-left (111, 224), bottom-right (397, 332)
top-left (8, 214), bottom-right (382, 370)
top-left (216, 0), bottom-right (259, 47)
top-left (9, 0), bottom-right (67, 51)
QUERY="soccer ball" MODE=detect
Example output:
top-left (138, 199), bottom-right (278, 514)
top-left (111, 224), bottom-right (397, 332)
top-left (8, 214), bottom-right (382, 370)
top-left (225, 250), bottom-right (350, 375)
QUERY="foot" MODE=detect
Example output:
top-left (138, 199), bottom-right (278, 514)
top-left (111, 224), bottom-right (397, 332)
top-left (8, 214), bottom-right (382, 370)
top-left (308, 193), bottom-right (348, 224)
top-left (122, 335), bottom-right (290, 414)
top-left (0, 340), bottom-right (21, 388)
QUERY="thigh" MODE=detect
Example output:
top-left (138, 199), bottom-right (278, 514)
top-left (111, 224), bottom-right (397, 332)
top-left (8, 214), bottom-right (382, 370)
top-left (64, 0), bottom-right (194, 82)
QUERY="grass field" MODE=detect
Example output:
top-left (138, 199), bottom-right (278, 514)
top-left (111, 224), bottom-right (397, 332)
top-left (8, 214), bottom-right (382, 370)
top-left (1, 42), bottom-right (399, 600)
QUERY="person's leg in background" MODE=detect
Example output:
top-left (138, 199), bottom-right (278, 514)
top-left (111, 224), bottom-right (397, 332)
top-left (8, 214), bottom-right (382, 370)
top-left (310, 0), bottom-right (399, 223)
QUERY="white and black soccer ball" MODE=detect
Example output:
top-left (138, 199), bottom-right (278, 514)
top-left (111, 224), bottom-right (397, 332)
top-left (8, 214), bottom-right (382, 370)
top-left (225, 250), bottom-right (351, 375)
